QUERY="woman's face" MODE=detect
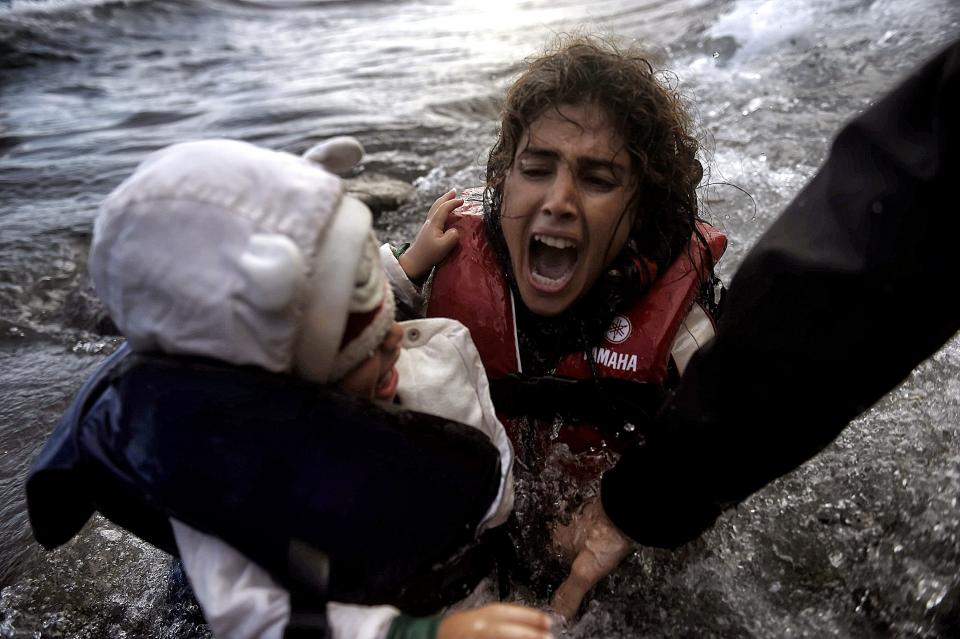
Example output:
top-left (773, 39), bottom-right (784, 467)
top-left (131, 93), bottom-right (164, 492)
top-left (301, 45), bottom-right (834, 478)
top-left (500, 103), bottom-right (636, 317)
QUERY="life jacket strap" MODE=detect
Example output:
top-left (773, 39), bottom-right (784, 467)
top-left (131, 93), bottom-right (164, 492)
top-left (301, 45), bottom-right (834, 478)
top-left (284, 587), bottom-right (329, 639)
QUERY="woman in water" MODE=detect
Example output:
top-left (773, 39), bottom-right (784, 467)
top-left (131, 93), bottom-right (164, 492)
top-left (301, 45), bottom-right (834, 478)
top-left (384, 34), bottom-right (726, 614)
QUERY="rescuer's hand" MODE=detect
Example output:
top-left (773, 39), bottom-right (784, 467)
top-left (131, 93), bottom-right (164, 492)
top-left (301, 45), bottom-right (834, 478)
top-left (550, 499), bottom-right (635, 620)
top-left (399, 189), bottom-right (462, 283)
top-left (438, 603), bottom-right (554, 639)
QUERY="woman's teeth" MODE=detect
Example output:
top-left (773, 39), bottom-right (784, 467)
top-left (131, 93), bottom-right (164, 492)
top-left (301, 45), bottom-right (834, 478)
top-left (533, 233), bottom-right (576, 249)
top-left (529, 233), bottom-right (578, 284)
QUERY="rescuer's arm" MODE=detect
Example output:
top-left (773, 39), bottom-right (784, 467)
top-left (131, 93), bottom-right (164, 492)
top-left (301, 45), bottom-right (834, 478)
top-left (601, 36), bottom-right (960, 550)
top-left (551, 38), bottom-right (960, 620)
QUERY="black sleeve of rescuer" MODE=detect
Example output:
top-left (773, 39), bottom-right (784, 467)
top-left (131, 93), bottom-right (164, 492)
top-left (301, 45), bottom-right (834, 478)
top-left (602, 39), bottom-right (960, 548)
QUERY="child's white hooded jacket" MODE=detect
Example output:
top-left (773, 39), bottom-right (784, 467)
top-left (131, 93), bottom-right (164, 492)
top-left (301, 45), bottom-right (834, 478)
top-left (87, 138), bottom-right (514, 639)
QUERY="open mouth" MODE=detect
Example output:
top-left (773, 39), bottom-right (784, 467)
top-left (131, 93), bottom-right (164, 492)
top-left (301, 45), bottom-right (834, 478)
top-left (528, 233), bottom-right (578, 292)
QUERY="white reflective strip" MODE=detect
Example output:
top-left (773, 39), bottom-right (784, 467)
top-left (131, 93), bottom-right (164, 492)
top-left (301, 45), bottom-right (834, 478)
top-left (171, 519), bottom-right (289, 639)
top-left (670, 303), bottom-right (716, 375)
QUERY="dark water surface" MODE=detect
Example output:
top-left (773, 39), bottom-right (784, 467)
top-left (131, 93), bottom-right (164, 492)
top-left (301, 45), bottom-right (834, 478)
top-left (2, 0), bottom-right (960, 636)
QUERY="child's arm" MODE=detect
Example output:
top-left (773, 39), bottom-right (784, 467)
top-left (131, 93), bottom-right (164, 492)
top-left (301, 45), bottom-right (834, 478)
top-left (380, 190), bottom-right (463, 318)
top-left (171, 519), bottom-right (397, 639)
top-left (397, 190), bottom-right (463, 283)
top-left (380, 243), bottom-right (426, 319)
top-left (171, 519), bottom-right (552, 639)
top-left (387, 603), bottom-right (553, 639)
top-left (170, 519), bottom-right (296, 639)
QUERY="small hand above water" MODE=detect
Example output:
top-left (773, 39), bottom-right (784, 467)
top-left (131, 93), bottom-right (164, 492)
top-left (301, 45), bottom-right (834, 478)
top-left (438, 603), bottom-right (554, 639)
top-left (399, 189), bottom-right (463, 282)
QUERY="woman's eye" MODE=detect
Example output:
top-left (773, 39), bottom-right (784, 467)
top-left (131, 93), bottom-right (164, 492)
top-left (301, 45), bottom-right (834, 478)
top-left (518, 163), bottom-right (550, 178)
top-left (583, 174), bottom-right (617, 190)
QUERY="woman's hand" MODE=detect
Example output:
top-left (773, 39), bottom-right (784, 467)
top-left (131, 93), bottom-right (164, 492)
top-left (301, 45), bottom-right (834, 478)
top-left (438, 603), bottom-right (553, 639)
top-left (398, 189), bottom-right (463, 282)
top-left (550, 499), bottom-right (635, 620)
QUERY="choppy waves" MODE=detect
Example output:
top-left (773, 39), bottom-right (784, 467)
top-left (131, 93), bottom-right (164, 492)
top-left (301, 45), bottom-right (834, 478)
top-left (1, 0), bottom-right (959, 636)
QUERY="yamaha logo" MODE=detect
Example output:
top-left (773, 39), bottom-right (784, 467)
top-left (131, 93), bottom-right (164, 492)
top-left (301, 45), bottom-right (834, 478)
top-left (604, 315), bottom-right (632, 344)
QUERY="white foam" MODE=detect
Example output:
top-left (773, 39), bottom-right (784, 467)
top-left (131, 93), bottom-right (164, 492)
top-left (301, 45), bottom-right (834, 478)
top-left (3, 0), bottom-right (149, 17)
top-left (706, 0), bottom-right (817, 61)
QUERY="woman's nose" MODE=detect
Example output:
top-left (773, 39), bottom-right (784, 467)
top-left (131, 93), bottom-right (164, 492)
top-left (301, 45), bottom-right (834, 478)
top-left (542, 167), bottom-right (579, 219)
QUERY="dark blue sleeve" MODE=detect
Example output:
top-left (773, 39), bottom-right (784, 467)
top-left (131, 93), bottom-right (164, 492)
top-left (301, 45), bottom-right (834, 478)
top-left (27, 350), bottom-right (500, 614)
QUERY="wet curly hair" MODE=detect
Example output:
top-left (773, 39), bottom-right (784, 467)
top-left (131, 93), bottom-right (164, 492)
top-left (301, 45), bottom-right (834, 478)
top-left (484, 35), bottom-right (706, 315)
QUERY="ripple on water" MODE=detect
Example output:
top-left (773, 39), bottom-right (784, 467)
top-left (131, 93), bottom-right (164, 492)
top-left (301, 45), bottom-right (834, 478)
top-left (2, 0), bottom-right (960, 636)
top-left (0, 342), bottom-right (110, 582)
top-left (0, 516), bottom-right (211, 639)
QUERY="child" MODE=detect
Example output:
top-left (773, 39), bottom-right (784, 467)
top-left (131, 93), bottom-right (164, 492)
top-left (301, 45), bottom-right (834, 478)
top-left (27, 137), bottom-right (551, 639)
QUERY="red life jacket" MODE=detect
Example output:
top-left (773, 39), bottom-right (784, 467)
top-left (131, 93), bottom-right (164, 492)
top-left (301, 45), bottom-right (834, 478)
top-left (427, 190), bottom-right (727, 454)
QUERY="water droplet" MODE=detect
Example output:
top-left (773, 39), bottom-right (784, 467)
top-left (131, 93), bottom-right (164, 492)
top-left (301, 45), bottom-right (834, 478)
top-left (100, 528), bottom-right (122, 542)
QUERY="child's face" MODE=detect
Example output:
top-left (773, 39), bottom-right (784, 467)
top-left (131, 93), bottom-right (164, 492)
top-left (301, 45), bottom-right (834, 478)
top-left (338, 322), bottom-right (404, 402)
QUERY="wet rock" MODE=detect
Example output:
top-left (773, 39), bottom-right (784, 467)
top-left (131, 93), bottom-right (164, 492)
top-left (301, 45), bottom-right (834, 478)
top-left (62, 283), bottom-right (119, 337)
top-left (344, 174), bottom-right (415, 218)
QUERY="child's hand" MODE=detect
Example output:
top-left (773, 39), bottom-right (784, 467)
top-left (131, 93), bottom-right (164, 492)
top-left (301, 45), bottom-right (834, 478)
top-left (550, 499), bottom-right (635, 620)
top-left (438, 603), bottom-right (553, 639)
top-left (398, 190), bottom-right (463, 282)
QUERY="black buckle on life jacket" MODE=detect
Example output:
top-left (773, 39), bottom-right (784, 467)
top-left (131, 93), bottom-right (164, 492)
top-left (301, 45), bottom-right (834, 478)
top-left (284, 595), bottom-right (329, 639)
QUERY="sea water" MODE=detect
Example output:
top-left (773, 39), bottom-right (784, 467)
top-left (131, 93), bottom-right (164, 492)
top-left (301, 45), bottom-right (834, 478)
top-left (2, 0), bottom-right (959, 636)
